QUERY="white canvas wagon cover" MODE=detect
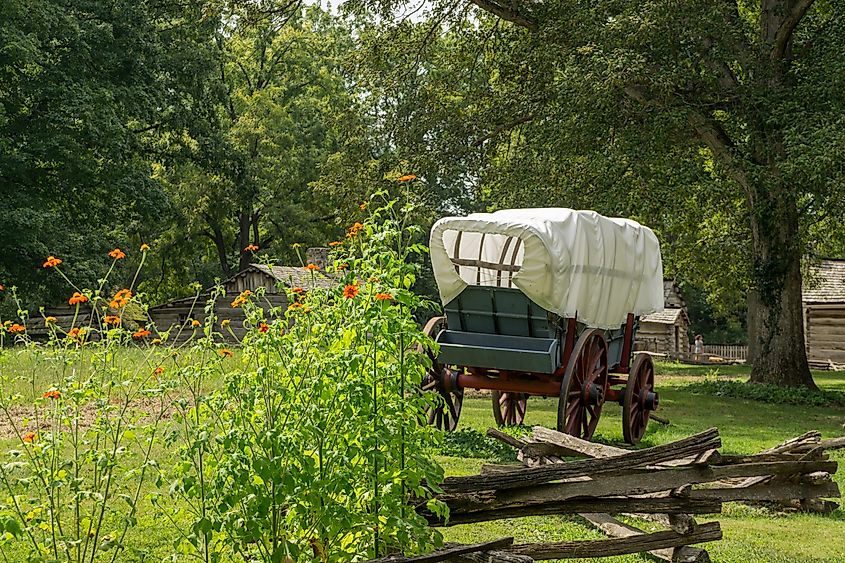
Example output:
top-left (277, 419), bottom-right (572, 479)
top-left (430, 208), bottom-right (664, 329)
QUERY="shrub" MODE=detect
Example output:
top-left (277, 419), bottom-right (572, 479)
top-left (161, 195), bottom-right (445, 562)
top-left (681, 378), bottom-right (844, 407)
top-left (0, 247), bottom-right (176, 562)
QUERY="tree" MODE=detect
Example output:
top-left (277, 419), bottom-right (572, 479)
top-left (153, 3), bottom-right (359, 280)
top-left (351, 0), bottom-right (845, 387)
top-left (0, 0), bottom-right (213, 306)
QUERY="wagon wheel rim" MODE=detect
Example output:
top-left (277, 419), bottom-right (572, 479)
top-left (492, 390), bottom-right (528, 426)
top-left (419, 316), bottom-right (464, 432)
top-left (557, 328), bottom-right (608, 440)
top-left (623, 354), bottom-right (656, 444)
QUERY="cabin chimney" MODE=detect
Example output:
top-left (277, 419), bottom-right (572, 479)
top-left (306, 247), bottom-right (329, 270)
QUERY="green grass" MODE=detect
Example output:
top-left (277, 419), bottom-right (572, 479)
top-left (1, 352), bottom-right (844, 561)
top-left (437, 363), bottom-right (845, 562)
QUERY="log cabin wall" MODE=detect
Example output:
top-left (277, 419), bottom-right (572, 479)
top-left (24, 305), bottom-right (95, 339)
top-left (802, 260), bottom-right (845, 369)
top-left (635, 322), bottom-right (670, 354)
top-left (805, 303), bottom-right (845, 368)
top-left (149, 294), bottom-right (289, 344)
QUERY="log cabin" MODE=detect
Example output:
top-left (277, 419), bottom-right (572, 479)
top-left (634, 280), bottom-right (690, 358)
top-left (148, 249), bottom-right (335, 344)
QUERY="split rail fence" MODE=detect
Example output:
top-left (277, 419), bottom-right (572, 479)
top-left (367, 427), bottom-right (842, 562)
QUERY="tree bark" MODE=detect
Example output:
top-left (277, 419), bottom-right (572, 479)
top-left (746, 183), bottom-right (815, 388)
top-left (237, 207), bottom-right (252, 272)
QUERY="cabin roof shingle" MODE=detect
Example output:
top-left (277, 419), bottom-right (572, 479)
top-left (246, 264), bottom-right (336, 290)
top-left (640, 308), bottom-right (686, 325)
top-left (804, 259), bottom-right (845, 303)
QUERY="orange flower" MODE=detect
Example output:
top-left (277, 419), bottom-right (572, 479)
top-left (221, 319), bottom-right (231, 328)
top-left (153, 367), bottom-right (165, 377)
top-left (0, 283), bottom-right (5, 291)
top-left (244, 243), bottom-right (259, 252)
top-left (231, 290), bottom-right (252, 308)
top-left (291, 287), bottom-right (305, 295)
top-left (109, 288), bottom-right (133, 309)
top-left (258, 322), bottom-right (269, 333)
top-left (43, 256), bottom-right (63, 268)
top-left (43, 389), bottom-right (61, 400)
top-left (140, 243), bottom-right (150, 252)
top-left (104, 316), bottom-right (120, 326)
top-left (22, 432), bottom-right (37, 444)
top-left (45, 316), bottom-right (58, 325)
top-left (288, 302), bottom-right (303, 310)
top-left (397, 174), bottom-right (417, 182)
top-left (8, 324), bottom-right (25, 334)
top-left (343, 284), bottom-right (359, 299)
top-left (68, 292), bottom-right (89, 305)
top-left (328, 241), bottom-right (343, 247)
top-left (108, 248), bottom-right (126, 260)
top-left (67, 327), bottom-right (82, 339)
top-left (191, 319), bottom-right (201, 328)
top-left (337, 263), bottom-right (348, 271)
top-left (375, 292), bottom-right (393, 301)
top-left (219, 348), bottom-right (234, 358)
top-left (346, 222), bottom-right (364, 238)
top-left (132, 328), bottom-right (151, 339)
top-left (304, 263), bottom-right (320, 271)
top-left (359, 202), bottom-right (367, 210)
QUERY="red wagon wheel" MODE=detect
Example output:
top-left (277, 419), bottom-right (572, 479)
top-left (622, 353), bottom-right (659, 444)
top-left (491, 390), bottom-right (528, 426)
top-left (419, 316), bottom-right (464, 432)
top-left (557, 328), bottom-right (608, 440)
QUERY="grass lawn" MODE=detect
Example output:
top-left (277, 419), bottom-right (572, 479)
top-left (438, 362), bottom-right (845, 562)
top-left (1, 351), bottom-right (843, 561)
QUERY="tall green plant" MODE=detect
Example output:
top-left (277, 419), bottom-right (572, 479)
top-left (0, 248), bottom-right (175, 562)
top-left (166, 194), bottom-right (445, 562)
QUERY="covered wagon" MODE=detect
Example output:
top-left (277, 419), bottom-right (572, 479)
top-left (422, 208), bottom-right (665, 444)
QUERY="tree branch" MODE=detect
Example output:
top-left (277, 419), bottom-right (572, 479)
top-left (772, 0), bottom-right (816, 60)
top-left (467, 0), bottom-right (538, 31)
top-left (686, 112), bottom-right (754, 201)
top-left (473, 114), bottom-right (535, 146)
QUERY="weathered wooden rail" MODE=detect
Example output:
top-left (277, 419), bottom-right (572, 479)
top-left (369, 426), bottom-right (840, 562)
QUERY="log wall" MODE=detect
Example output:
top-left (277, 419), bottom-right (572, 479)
top-left (225, 271), bottom-right (284, 295)
top-left (150, 294), bottom-right (288, 344)
top-left (805, 304), bottom-right (845, 367)
top-left (634, 320), bottom-right (688, 357)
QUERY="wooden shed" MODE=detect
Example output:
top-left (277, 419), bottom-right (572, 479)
top-left (803, 259), bottom-right (845, 369)
top-left (634, 280), bottom-right (690, 358)
top-left (149, 249), bottom-right (335, 344)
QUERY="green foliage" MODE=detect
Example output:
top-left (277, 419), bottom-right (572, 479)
top-left (681, 377), bottom-right (845, 408)
top-left (162, 197), bottom-right (445, 562)
top-left (439, 429), bottom-right (523, 462)
top-left (0, 0), bottom-right (211, 308)
top-left (148, 3), bottom-right (363, 289)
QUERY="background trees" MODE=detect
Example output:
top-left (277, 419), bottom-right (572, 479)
top-left (0, 0), bottom-right (212, 304)
top-left (2, 0), bottom-right (843, 387)
top-left (348, 0), bottom-right (845, 387)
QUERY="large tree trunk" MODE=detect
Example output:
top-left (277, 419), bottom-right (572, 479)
top-left (746, 184), bottom-right (815, 388)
